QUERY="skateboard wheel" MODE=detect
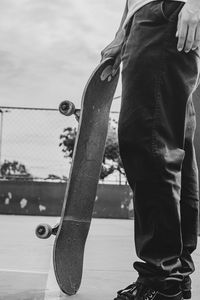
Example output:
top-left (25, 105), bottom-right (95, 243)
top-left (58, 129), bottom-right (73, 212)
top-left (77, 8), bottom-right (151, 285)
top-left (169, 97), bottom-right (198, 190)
top-left (59, 100), bottom-right (76, 116)
top-left (35, 223), bottom-right (52, 239)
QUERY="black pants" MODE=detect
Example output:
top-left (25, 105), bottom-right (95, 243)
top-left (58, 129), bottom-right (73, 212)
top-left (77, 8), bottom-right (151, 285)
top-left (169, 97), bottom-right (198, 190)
top-left (118, 0), bottom-right (199, 289)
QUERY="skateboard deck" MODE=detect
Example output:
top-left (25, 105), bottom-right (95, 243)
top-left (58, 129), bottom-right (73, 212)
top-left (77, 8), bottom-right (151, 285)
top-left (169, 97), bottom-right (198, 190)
top-left (36, 57), bottom-right (119, 295)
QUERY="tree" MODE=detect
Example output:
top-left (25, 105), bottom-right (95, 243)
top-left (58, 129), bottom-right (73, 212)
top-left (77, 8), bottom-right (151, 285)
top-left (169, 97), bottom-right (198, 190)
top-left (45, 174), bottom-right (67, 181)
top-left (59, 118), bottom-right (125, 180)
top-left (59, 127), bottom-right (77, 160)
top-left (0, 160), bottom-right (32, 180)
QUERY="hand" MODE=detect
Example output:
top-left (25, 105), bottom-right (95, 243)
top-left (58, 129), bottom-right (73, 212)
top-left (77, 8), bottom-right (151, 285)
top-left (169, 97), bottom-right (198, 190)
top-left (101, 30), bottom-right (125, 75)
top-left (176, 0), bottom-right (200, 52)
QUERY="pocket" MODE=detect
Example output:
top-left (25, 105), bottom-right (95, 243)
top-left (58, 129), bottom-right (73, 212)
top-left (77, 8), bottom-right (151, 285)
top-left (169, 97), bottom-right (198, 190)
top-left (160, 0), bottom-right (185, 22)
top-left (191, 47), bottom-right (200, 59)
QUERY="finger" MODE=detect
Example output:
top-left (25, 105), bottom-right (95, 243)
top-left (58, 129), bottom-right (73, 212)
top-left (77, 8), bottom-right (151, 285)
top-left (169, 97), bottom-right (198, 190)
top-left (176, 11), bottom-right (182, 37)
top-left (101, 52), bottom-right (111, 63)
top-left (177, 19), bottom-right (188, 51)
top-left (101, 50), bottom-right (108, 61)
top-left (101, 54), bottom-right (108, 62)
top-left (101, 48), bottom-right (118, 62)
top-left (112, 56), bottom-right (121, 76)
top-left (101, 45), bottom-right (112, 59)
top-left (184, 23), bottom-right (196, 52)
top-left (192, 23), bottom-right (200, 49)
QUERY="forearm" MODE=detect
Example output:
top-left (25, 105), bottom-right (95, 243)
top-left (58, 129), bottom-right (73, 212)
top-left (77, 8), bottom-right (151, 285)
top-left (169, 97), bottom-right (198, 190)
top-left (101, 0), bottom-right (129, 64)
top-left (115, 0), bottom-right (129, 37)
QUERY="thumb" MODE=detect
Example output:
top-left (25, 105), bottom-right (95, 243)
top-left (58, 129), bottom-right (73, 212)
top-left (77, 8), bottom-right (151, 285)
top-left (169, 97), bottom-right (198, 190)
top-left (176, 11), bottom-right (181, 37)
top-left (111, 55), bottom-right (121, 76)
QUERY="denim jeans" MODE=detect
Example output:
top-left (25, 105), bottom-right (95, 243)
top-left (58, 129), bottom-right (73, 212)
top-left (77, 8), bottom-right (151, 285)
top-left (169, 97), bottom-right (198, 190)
top-left (118, 0), bottom-right (200, 290)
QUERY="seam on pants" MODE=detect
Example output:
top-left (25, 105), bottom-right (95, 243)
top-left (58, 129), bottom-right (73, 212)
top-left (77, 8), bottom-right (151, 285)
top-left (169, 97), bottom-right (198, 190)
top-left (151, 24), bottom-right (169, 169)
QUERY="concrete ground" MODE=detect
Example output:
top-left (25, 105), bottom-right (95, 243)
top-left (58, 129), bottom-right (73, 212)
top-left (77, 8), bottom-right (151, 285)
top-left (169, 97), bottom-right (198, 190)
top-left (0, 215), bottom-right (199, 300)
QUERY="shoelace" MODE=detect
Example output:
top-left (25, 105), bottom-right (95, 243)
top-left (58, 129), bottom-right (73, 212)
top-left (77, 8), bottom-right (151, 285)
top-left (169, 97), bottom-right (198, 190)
top-left (114, 282), bottom-right (157, 300)
top-left (114, 283), bottom-right (138, 300)
top-left (143, 288), bottom-right (156, 300)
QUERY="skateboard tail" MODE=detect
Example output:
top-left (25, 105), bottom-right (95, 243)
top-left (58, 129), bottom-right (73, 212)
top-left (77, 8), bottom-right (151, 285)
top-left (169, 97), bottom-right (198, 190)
top-left (53, 219), bottom-right (90, 295)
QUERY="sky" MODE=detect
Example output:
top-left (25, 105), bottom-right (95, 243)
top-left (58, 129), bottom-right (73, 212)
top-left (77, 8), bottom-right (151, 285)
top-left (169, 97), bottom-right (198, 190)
top-left (1, 0), bottom-right (200, 180)
top-left (0, 0), bottom-right (124, 111)
top-left (0, 0), bottom-right (125, 179)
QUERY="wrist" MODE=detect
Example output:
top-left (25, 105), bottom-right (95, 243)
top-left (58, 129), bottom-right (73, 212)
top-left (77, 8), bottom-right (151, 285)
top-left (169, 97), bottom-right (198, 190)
top-left (115, 29), bottom-right (125, 42)
top-left (186, 0), bottom-right (200, 10)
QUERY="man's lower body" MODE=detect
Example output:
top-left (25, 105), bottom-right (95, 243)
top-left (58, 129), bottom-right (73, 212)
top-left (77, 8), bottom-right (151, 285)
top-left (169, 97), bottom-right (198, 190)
top-left (117, 0), bottom-right (200, 299)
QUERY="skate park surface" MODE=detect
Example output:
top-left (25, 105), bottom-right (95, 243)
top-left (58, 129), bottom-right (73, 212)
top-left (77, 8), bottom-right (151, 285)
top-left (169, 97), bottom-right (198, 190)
top-left (0, 215), bottom-right (199, 300)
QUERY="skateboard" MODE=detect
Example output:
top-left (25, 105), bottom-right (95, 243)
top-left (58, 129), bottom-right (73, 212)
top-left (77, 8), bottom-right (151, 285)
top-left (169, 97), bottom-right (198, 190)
top-left (35, 57), bottom-right (119, 295)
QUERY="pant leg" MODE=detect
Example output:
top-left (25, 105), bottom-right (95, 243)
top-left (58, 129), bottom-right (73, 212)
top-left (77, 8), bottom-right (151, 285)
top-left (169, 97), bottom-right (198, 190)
top-left (118, 0), bottom-right (200, 288)
top-left (179, 99), bottom-right (199, 291)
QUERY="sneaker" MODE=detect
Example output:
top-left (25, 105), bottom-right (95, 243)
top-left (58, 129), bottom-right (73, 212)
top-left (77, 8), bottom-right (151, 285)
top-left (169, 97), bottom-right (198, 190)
top-left (114, 282), bottom-right (183, 300)
top-left (181, 276), bottom-right (191, 299)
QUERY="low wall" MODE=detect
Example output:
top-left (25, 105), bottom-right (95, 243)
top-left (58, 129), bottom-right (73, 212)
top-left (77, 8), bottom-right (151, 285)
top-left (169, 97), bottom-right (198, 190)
top-left (0, 180), bottom-right (133, 219)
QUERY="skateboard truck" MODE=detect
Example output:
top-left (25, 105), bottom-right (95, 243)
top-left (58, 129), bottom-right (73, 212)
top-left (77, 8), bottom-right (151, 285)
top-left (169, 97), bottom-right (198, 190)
top-left (35, 101), bottom-right (80, 241)
top-left (35, 223), bottom-right (59, 239)
top-left (59, 100), bottom-right (80, 121)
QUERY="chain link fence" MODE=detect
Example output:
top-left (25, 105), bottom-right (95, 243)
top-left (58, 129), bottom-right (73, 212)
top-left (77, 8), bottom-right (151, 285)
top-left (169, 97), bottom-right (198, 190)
top-left (0, 106), bottom-right (126, 184)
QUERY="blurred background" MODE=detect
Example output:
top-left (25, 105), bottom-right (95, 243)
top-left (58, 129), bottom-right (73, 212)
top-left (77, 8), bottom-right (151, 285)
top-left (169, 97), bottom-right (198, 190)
top-left (0, 0), bottom-right (134, 219)
top-left (0, 0), bottom-right (199, 224)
